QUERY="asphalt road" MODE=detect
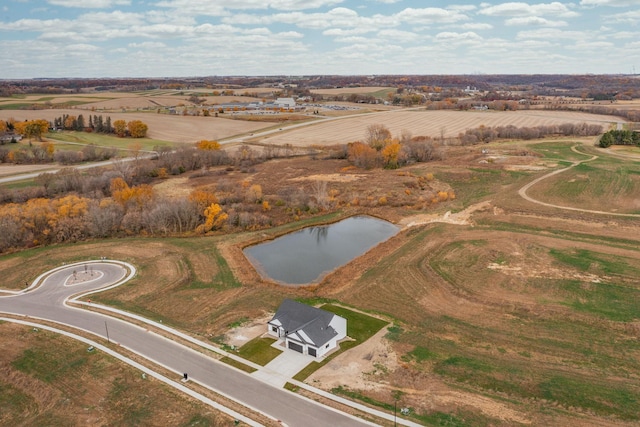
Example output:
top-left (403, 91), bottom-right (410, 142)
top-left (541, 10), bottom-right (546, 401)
top-left (0, 261), bottom-right (373, 427)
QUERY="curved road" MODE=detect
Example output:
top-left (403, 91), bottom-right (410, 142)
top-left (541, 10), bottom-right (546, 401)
top-left (0, 260), bottom-right (374, 427)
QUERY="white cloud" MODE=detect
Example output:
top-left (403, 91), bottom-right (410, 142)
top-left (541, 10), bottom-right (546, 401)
top-left (67, 43), bottom-right (100, 52)
top-left (505, 17), bottom-right (568, 26)
top-left (377, 28), bottom-right (420, 41)
top-left (47, 0), bottom-right (130, 8)
top-left (394, 7), bottom-right (470, 25)
top-left (460, 22), bottom-right (493, 30)
top-left (580, 0), bottom-right (639, 6)
top-left (435, 31), bottom-right (482, 42)
top-left (479, 2), bottom-right (579, 18)
top-left (603, 10), bottom-right (640, 24)
top-left (128, 41), bottom-right (167, 48)
top-left (323, 27), bottom-right (373, 36)
top-left (154, 0), bottom-right (343, 14)
top-left (448, 5), bottom-right (477, 12)
top-left (517, 28), bottom-right (587, 40)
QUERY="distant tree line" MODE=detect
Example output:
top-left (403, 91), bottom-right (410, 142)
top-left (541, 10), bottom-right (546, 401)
top-left (598, 129), bottom-right (640, 148)
top-left (54, 114), bottom-right (113, 133)
top-left (459, 122), bottom-right (603, 145)
top-left (52, 114), bottom-right (148, 138)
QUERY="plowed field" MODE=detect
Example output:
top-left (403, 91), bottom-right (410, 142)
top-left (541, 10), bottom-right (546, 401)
top-left (261, 109), bottom-right (622, 146)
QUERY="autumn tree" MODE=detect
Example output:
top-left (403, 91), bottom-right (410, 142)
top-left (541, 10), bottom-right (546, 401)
top-left (366, 124), bottom-right (392, 151)
top-left (63, 115), bottom-right (76, 130)
top-left (189, 189), bottom-right (218, 212)
top-left (196, 203), bottom-right (228, 234)
top-left (127, 120), bottom-right (148, 138)
top-left (246, 184), bottom-right (263, 203)
top-left (347, 141), bottom-right (379, 169)
top-left (196, 140), bottom-right (221, 150)
top-left (113, 120), bottom-right (127, 137)
top-left (14, 119), bottom-right (49, 141)
top-left (110, 177), bottom-right (154, 210)
top-left (381, 141), bottom-right (401, 169)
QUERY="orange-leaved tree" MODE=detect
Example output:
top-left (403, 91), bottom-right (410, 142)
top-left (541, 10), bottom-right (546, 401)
top-left (110, 177), bottom-right (154, 210)
top-left (127, 120), bottom-right (148, 138)
top-left (381, 141), bottom-right (401, 169)
top-left (14, 119), bottom-right (49, 141)
top-left (196, 203), bottom-right (228, 233)
top-left (196, 140), bottom-right (221, 150)
top-left (189, 189), bottom-right (218, 212)
top-left (113, 120), bottom-right (127, 137)
top-left (347, 141), bottom-right (378, 169)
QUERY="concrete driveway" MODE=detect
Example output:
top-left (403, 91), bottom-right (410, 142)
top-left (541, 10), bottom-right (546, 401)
top-left (252, 339), bottom-right (316, 387)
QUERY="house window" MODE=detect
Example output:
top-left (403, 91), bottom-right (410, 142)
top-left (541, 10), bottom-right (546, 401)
top-left (326, 344), bottom-right (330, 348)
top-left (272, 326), bottom-right (278, 333)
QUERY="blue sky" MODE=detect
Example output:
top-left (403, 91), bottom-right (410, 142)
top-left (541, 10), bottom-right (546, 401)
top-left (2, 0), bottom-right (640, 78)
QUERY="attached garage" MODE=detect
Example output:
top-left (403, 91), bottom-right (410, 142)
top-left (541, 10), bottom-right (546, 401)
top-left (288, 341), bottom-right (303, 353)
top-left (308, 347), bottom-right (317, 357)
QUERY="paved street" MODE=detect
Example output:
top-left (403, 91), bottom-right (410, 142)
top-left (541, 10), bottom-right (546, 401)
top-left (0, 260), bottom-right (375, 427)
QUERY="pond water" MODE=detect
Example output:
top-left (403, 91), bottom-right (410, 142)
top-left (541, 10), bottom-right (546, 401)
top-left (244, 216), bottom-right (399, 286)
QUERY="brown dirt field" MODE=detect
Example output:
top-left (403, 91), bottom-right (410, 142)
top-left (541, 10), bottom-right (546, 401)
top-left (311, 87), bottom-right (395, 95)
top-left (0, 109), bottom-right (270, 143)
top-left (261, 109), bottom-right (623, 146)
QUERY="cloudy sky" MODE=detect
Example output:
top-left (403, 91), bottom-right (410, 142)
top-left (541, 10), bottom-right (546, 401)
top-left (2, 0), bottom-right (640, 78)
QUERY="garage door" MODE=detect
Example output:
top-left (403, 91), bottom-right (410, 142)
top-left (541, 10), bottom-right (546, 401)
top-left (308, 347), bottom-right (317, 357)
top-left (288, 341), bottom-right (303, 353)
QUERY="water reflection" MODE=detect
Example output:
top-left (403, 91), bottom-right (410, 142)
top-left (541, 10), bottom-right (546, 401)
top-left (244, 216), bottom-right (399, 286)
top-left (307, 225), bottom-right (329, 244)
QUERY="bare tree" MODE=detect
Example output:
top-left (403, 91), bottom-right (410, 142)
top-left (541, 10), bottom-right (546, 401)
top-left (366, 124), bottom-right (391, 150)
top-left (311, 180), bottom-right (329, 210)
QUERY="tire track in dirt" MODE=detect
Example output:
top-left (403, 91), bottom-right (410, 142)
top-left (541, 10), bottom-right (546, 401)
top-left (518, 145), bottom-right (640, 218)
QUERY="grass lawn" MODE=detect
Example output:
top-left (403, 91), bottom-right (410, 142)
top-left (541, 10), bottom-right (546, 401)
top-left (47, 131), bottom-right (173, 151)
top-left (236, 337), bottom-right (282, 366)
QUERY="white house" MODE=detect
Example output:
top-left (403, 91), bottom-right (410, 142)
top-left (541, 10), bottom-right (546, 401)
top-left (267, 299), bottom-right (347, 358)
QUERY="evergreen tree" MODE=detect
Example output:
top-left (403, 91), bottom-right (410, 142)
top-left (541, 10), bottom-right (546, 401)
top-left (76, 114), bottom-right (85, 131)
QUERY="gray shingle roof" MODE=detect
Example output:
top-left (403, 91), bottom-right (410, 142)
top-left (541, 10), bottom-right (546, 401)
top-left (269, 299), bottom-right (341, 347)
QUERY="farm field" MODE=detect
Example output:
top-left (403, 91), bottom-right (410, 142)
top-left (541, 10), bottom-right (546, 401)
top-left (0, 91), bottom-right (264, 111)
top-left (261, 109), bottom-right (623, 146)
top-left (0, 109), bottom-right (270, 143)
top-left (310, 86), bottom-right (396, 95)
top-left (1, 134), bottom-right (639, 425)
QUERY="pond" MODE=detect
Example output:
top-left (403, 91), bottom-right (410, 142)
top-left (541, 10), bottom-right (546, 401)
top-left (244, 216), bottom-right (399, 286)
